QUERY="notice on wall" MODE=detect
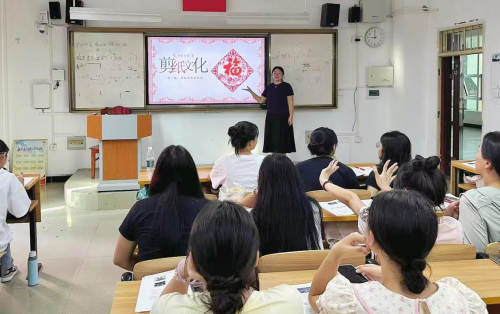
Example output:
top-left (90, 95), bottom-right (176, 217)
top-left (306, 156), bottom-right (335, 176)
top-left (492, 53), bottom-right (500, 89)
top-left (11, 140), bottom-right (48, 185)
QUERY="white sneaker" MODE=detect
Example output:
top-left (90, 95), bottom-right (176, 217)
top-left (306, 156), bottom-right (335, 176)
top-left (1, 266), bottom-right (18, 283)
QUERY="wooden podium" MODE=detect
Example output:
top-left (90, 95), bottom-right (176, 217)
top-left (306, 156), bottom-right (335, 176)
top-left (87, 114), bottom-right (152, 192)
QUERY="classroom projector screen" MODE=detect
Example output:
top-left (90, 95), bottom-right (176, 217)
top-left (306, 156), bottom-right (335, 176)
top-left (147, 37), bottom-right (266, 105)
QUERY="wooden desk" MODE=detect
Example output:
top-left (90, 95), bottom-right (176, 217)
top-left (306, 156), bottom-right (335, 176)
top-left (259, 259), bottom-right (500, 304)
top-left (322, 205), bottom-right (443, 223)
top-left (6, 175), bottom-right (42, 272)
top-left (139, 166), bottom-right (211, 187)
top-left (450, 160), bottom-right (479, 196)
top-left (110, 259), bottom-right (500, 313)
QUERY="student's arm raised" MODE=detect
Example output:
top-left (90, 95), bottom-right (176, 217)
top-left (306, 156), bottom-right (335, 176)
top-left (320, 161), bottom-right (365, 216)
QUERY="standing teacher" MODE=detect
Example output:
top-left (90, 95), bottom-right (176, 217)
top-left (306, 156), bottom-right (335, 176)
top-left (243, 66), bottom-right (296, 154)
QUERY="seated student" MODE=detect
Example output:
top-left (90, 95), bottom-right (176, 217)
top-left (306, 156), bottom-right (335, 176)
top-left (151, 201), bottom-right (304, 314)
top-left (296, 127), bottom-right (359, 192)
top-left (210, 121), bottom-right (265, 200)
top-left (366, 131), bottom-right (412, 197)
top-left (0, 140), bottom-right (31, 282)
top-left (320, 156), bottom-right (464, 244)
top-left (114, 145), bottom-right (208, 271)
top-left (445, 132), bottom-right (500, 252)
top-left (240, 154), bottom-right (324, 255)
top-left (308, 190), bottom-right (487, 314)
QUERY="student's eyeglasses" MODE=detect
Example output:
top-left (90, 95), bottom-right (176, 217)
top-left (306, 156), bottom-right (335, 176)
top-left (375, 142), bottom-right (382, 148)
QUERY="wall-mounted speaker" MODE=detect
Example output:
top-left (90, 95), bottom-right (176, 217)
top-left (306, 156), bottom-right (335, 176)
top-left (49, 2), bottom-right (62, 20)
top-left (65, 0), bottom-right (84, 25)
top-left (348, 5), bottom-right (361, 23)
top-left (320, 3), bottom-right (340, 28)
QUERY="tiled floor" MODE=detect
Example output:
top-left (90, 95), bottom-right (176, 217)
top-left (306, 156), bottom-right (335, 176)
top-left (1, 183), bottom-right (129, 314)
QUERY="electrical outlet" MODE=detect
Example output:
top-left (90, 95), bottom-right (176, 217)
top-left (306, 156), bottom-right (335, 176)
top-left (50, 143), bottom-right (57, 151)
top-left (305, 131), bottom-right (313, 144)
top-left (355, 136), bottom-right (362, 143)
top-left (338, 89), bottom-right (345, 96)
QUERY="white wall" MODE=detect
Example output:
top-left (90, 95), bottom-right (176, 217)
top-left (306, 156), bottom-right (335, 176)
top-left (0, 0), bottom-right (6, 142)
top-left (3, 0), bottom-right (396, 175)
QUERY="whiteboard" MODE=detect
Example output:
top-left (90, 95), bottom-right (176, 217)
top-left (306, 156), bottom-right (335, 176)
top-left (270, 34), bottom-right (334, 106)
top-left (72, 32), bottom-right (145, 109)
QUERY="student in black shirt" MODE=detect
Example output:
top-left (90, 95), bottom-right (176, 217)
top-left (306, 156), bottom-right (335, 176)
top-left (366, 131), bottom-right (412, 197)
top-left (114, 145), bottom-right (208, 271)
top-left (297, 127), bottom-right (359, 192)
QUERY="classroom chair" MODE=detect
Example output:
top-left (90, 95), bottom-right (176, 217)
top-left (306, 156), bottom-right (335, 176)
top-left (307, 189), bottom-right (371, 202)
top-left (90, 145), bottom-right (99, 179)
top-left (204, 194), bottom-right (217, 201)
top-left (257, 250), bottom-right (365, 273)
top-left (485, 242), bottom-right (500, 257)
top-left (0, 251), bottom-right (5, 259)
top-left (426, 244), bottom-right (476, 262)
top-left (132, 256), bottom-right (185, 280)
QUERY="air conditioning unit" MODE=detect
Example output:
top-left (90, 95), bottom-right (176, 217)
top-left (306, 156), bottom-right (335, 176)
top-left (361, 0), bottom-right (386, 23)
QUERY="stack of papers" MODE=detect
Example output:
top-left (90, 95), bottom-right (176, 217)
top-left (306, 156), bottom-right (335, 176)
top-left (462, 161), bottom-right (476, 168)
top-left (350, 167), bottom-right (373, 177)
top-left (135, 271), bottom-right (176, 312)
top-left (320, 199), bottom-right (373, 216)
top-left (23, 177), bottom-right (34, 187)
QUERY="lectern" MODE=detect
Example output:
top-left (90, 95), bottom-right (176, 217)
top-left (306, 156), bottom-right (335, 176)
top-left (87, 114), bottom-right (152, 192)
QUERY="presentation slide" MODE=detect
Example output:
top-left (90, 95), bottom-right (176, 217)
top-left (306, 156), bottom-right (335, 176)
top-left (148, 37), bottom-right (266, 105)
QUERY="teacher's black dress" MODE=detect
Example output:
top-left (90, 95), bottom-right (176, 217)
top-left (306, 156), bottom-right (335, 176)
top-left (261, 82), bottom-right (296, 153)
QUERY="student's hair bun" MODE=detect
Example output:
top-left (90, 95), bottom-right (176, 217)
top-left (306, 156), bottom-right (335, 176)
top-left (227, 126), bottom-right (240, 138)
top-left (412, 155), bottom-right (440, 171)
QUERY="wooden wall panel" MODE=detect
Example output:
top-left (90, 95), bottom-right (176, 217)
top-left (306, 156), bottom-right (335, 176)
top-left (87, 115), bottom-right (102, 139)
top-left (137, 115), bottom-right (152, 139)
top-left (103, 140), bottom-right (138, 180)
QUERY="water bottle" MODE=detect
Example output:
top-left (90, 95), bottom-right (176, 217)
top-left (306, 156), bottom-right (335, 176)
top-left (146, 147), bottom-right (155, 175)
top-left (28, 251), bottom-right (38, 286)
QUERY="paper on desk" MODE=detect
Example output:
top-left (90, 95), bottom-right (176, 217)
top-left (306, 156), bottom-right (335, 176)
top-left (462, 161), bottom-right (476, 168)
top-left (350, 167), bottom-right (373, 177)
top-left (320, 199), bottom-right (373, 216)
top-left (135, 270), bottom-right (175, 313)
top-left (23, 177), bottom-right (34, 187)
top-left (292, 283), bottom-right (316, 314)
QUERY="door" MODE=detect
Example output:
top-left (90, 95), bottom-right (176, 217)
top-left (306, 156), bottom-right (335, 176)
top-left (440, 56), bottom-right (462, 176)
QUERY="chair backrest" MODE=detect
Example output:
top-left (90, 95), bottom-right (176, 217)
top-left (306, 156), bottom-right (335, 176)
top-left (485, 242), bottom-right (500, 256)
top-left (307, 189), bottom-right (371, 202)
top-left (258, 250), bottom-right (365, 273)
top-left (133, 256), bottom-right (185, 280)
top-left (204, 194), bottom-right (217, 201)
top-left (426, 244), bottom-right (476, 262)
top-left (0, 251), bottom-right (5, 259)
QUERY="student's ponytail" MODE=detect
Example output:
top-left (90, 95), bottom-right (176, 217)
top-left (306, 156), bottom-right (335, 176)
top-left (188, 201), bottom-right (260, 314)
top-left (399, 258), bottom-right (428, 294)
top-left (367, 190), bottom-right (438, 295)
top-left (205, 275), bottom-right (247, 314)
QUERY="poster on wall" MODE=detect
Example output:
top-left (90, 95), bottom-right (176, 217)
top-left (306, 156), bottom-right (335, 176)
top-left (11, 139), bottom-right (48, 185)
top-left (147, 37), bottom-right (266, 105)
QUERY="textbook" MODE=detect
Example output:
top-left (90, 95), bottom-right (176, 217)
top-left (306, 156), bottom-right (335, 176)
top-left (135, 270), bottom-right (176, 312)
top-left (320, 199), bottom-right (373, 216)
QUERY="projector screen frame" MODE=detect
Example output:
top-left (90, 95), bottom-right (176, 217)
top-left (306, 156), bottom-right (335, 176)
top-left (68, 27), bottom-right (338, 113)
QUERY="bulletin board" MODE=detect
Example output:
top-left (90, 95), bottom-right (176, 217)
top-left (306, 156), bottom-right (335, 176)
top-left (11, 139), bottom-right (48, 185)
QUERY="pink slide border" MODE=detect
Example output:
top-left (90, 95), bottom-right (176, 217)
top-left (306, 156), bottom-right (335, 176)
top-left (148, 37), bottom-right (265, 105)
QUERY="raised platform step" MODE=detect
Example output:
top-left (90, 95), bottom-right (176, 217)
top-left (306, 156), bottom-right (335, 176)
top-left (65, 169), bottom-right (137, 210)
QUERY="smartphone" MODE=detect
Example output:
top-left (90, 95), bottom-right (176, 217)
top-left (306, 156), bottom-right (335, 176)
top-left (338, 264), bottom-right (369, 284)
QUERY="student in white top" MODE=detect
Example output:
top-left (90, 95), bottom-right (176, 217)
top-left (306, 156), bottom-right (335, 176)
top-left (308, 190), bottom-right (487, 314)
top-left (210, 121), bottom-right (265, 201)
top-left (152, 201), bottom-right (304, 314)
top-left (0, 140), bottom-right (31, 283)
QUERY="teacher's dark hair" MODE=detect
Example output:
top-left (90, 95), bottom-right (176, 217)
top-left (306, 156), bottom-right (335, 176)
top-left (394, 155), bottom-right (447, 207)
top-left (272, 66), bottom-right (285, 76)
top-left (189, 201), bottom-right (259, 314)
top-left (148, 145), bottom-right (204, 244)
top-left (308, 127), bottom-right (338, 156)
top-left (481, 131), bottom-right (500, 176)
top-left (368, 190), bottom-right (438, 294)
top-left (227, 121), bottom-right (259, 155)
top-left (0, 139), bottom-right (9, 154)
top-left (379, 131), bottom-right (412, 169)
top-left (252, 154), bottom-right (323, 256)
